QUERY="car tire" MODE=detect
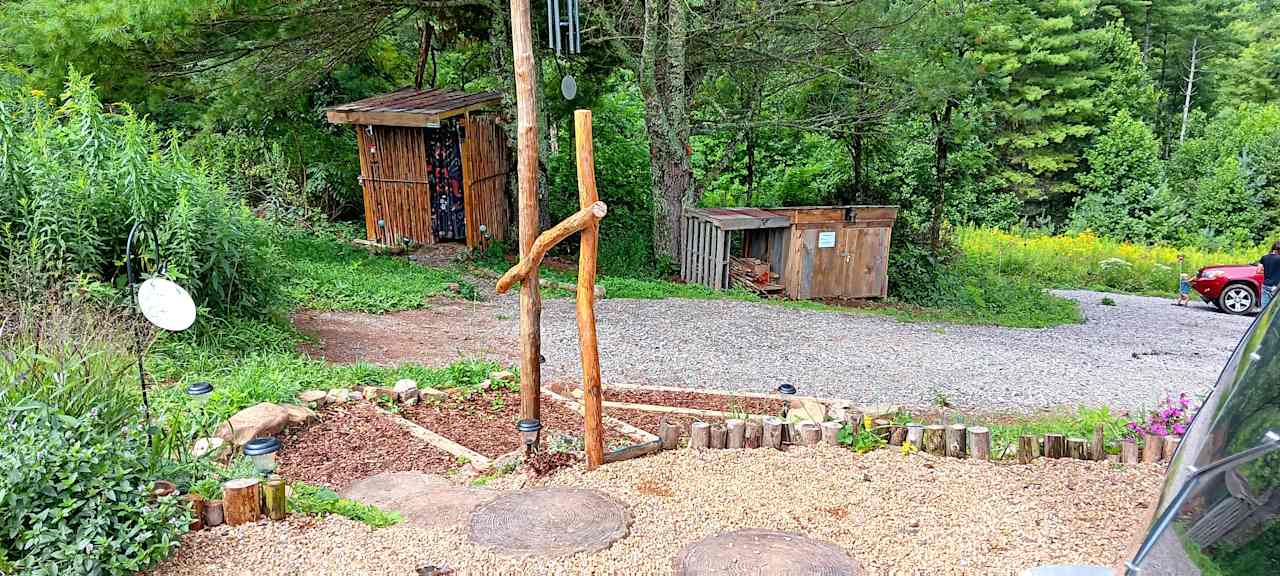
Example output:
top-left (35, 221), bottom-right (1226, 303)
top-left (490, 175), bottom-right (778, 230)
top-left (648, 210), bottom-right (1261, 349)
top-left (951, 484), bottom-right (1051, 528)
top-left (1218, 283), bottom-right (1256, 315)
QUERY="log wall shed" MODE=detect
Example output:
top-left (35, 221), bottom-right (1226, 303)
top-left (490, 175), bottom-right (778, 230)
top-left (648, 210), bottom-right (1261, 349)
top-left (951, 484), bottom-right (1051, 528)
top-left (326, 87), bottom-right (511, 249)
top-left (681, 206), bottom-right (898, 299)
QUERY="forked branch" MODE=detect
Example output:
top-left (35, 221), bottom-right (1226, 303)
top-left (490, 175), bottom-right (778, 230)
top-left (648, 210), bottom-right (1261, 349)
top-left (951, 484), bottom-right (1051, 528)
top-left (495, 201), bottom-right (609, 293)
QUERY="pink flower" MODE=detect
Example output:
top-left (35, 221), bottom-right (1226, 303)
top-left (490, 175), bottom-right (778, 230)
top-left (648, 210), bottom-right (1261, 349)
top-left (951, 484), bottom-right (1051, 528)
top-left (1173, 423), bottom-right (1187, 435)
top-left (1151, 423), bottom-right (1169, 437)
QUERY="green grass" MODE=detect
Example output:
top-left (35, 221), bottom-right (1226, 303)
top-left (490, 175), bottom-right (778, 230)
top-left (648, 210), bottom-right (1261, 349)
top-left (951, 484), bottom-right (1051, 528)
top-left (289, 482), bottom-right (402, 528)
top-left (1210, 519), bottom-right (1280, 575)
top-left (280, 231), bottom-right (464, 313)
top-left (985, 406), bottom-right (1131, 458)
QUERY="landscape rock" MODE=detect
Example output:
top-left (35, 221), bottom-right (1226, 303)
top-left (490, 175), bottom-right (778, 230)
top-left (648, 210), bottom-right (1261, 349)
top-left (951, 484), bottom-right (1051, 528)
top-left (370, 387), bottom-right (397, 403)
top-left (488, 370), bottom-right (515, 383)
top-left (419, 386), bottom-right (449, 400)
top-left (283, 404), bottom-right (318, 426)
top-left (326, 388), bottom-right (350, 404)
top-left (298, 390), bottom-right (328, 407)
top-left (789, 398), bottom-right (828, 422)
top-left (859, 404), bottom-right (901, 419)
top-left (217, 402), bottom-right (290, 445)
top-left (350, 391), bottom-right (364, 401)
top-left (394, 379), bottom-right (420, 402)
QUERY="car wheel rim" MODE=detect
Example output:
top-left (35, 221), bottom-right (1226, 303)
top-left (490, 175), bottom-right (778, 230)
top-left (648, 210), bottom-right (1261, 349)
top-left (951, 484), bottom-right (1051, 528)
top-left (1225, 289), bottom-right (1253, 312)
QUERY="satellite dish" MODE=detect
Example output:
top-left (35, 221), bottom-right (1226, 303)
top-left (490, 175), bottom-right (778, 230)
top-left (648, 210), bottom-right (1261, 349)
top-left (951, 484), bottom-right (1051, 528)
top-left (137, 277), bottom-right (196, 332)
top-left (561, 74), bottom-right (577, 100)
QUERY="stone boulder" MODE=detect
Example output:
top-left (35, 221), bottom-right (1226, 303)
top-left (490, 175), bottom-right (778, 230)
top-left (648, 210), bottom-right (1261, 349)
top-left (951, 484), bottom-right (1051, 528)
top-left (217, 402), bottom-right (290, 445)
top-left (284, 404), bottom-right (318, 426)
top-left (326, 388), bottom-right (350, 404)
top-left (393, 379), bottom-right (420, 403)
top-left (298, 389), bottom-right (328, 407)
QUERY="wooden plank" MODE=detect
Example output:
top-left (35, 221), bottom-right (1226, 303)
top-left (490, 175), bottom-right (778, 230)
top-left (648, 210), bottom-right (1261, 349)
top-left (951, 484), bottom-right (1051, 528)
top-left (373, 405), bottom-right (493, 469)
top-left (544, 390), bottom-right (658, 443)
top-left (327, 109), bottom-right (441, 128)
top-left (798, 230), bottom-right (815, 299)
top-left (354, 127), bottom-right (377, 242)
top-left (713, 227), bottom-right (726, 289)
top-left (461, 118), bottom-right (478, 248)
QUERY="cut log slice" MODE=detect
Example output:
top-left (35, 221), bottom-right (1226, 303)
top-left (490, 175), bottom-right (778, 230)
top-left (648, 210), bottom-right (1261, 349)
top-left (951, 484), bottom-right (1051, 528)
top-left (468, 488), bottom-right (629, 557)
top-left (673, 529), bottom-right (863, 576)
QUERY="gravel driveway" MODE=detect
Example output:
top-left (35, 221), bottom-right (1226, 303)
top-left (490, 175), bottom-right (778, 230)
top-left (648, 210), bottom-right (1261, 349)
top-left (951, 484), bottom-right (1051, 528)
top-left (529, 290), bottom-right (1254, 412)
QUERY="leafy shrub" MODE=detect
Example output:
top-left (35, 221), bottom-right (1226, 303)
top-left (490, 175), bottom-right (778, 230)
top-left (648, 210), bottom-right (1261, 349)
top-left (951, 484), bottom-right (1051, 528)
top-left (0, 405), bottom-right (188, 575)
top-left (0, 67), bottom-right (277, 315)
top-left (838, 425), bottom-right (886, 454)
top-left (546, 76), bottom-right (657, 278)
top-left (0, 297), bottom-right (139, 433)
top-left (289, 482), bottom-right (401, 528)
top-left (1069, 110), bottom-right (1167, 243)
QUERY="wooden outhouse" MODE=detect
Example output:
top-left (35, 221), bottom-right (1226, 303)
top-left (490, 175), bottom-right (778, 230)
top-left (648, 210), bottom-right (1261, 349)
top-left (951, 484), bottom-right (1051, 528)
top-left (681, 206), bottom-right (898, 299)
top-left (326, 87), bottom-right (511, 249)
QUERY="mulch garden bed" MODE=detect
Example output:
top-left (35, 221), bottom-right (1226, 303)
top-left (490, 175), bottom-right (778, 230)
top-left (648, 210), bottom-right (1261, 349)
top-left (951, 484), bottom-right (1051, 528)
top-left (278, 403), bottom-right (456, 490)
top-left (400, 387), bottom-right (632, 458)
top-left (604, 387), bottom-right (785, 415)
top-left (606, 409), bottom-right (701, 436)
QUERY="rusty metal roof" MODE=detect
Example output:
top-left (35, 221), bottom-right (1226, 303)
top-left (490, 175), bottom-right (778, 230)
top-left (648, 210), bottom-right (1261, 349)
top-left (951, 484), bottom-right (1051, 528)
top-left (325, 87), bottom-right (502, 128)
top-left (687, 207), bottom-right (791, 230)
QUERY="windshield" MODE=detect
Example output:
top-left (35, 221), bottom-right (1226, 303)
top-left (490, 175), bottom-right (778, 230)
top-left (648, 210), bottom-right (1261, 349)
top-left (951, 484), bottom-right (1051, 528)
top-left (1131, 303), bottom-right (1280, 574)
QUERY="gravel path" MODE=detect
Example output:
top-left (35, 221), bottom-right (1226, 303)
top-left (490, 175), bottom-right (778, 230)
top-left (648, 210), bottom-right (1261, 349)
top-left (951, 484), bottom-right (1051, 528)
top-left (527, 290), bottom-right (1253, 412)
top-left (153, 448), bottom-right (1163, 576)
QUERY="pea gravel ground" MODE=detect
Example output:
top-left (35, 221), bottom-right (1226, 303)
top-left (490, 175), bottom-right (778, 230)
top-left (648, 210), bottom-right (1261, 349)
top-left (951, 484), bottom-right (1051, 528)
top-left (153, 447), bottom-right (1163, 576)
top-left (529, 290), bottom-right (1253, 412)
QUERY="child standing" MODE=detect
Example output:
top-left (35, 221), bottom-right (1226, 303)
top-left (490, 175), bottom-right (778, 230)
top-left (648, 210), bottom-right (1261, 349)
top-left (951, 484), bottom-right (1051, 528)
top-left (1177, 273), bottom-right (1192, 306)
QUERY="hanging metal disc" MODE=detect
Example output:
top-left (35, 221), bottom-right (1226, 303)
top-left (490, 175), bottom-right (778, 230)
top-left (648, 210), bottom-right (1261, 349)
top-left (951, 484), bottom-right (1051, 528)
top-left (561, 74), bottom-right (577, 100)
top-left (137, 277), bottom-right (197, 332)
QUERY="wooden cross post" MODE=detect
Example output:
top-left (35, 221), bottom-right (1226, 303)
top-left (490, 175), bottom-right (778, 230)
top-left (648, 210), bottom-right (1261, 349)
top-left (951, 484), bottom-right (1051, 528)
top-left (495, 110), bottom-right (608, 469)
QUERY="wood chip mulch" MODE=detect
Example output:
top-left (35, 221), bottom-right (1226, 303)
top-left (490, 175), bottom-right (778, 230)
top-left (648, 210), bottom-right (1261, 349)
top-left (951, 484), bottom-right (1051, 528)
top-left (400, 386), bottom-right (631, 458)
top-left (277, 403), bottom-right (456, 491)
top-left (604, 388), bottom-right (784, 415)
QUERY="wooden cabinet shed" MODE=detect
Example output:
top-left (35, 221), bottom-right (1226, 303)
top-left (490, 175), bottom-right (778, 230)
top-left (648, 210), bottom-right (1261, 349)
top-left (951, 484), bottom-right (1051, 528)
top-left (326, 87), bottom-right (511, 249)
top-left (681, 206), bottom-right (898, 299)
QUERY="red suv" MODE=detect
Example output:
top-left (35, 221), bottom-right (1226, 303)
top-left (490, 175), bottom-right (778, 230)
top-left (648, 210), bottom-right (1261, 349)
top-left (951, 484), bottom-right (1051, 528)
top-left (1189, 264), bottom-right (1264, 314)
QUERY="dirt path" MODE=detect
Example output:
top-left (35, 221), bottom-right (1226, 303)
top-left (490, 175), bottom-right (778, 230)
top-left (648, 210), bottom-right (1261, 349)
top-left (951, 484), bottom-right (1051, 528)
top-left (293, 297), bottom-right (516, 366)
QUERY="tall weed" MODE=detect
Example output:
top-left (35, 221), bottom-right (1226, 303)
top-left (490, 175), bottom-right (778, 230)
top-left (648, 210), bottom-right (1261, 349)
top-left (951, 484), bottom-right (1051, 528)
top-left (0, 67), bottom-right (276, 314)
top-left (960, 227), bottom-right (1264, 295)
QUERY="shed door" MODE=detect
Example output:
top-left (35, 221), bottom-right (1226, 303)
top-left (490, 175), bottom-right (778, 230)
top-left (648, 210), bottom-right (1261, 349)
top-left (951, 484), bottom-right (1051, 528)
top-left (841, 226), bottom-right (891, 298)
top-left (427, 122), bottom-right (466, 241)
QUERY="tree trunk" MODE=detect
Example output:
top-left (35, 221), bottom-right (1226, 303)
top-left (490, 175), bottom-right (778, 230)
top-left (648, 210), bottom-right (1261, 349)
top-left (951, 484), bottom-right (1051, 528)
top-left (851, 129), bottom-right (864, 204)
top-left (639, 0), bottom-right (692, 263)
top-left (1179, 37), bottom-right (1201, 145)
top-left (928, 102), bottom-right (955, 255)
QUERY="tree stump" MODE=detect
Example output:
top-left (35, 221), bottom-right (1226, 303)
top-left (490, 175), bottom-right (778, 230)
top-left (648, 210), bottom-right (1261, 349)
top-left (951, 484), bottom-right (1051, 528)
top-left (1067, 437), bottom-right (1088, 460)
top-left (726, 419), bottom-right (746, 449)
top-left (222, 478), bottom-right (261, 526)
top-left (744, 420), bottom-right (762, 449)
top-left (889, 426), bottom-right (907, 446)
top-left (762, 417), bottom-right (784, 450)
top-left (1142, 433), bottom-right (1163, 463)
top-left (1017, 435), bottom-right (1038, 464)
top-left (848, 412), bottom-right (864, 431)
top-left (923, 425), bottom-right (946, 456)
top-left (1044, 434), bottom-right (1067, 459)
top-left (946, 424), bottom-right (967, 458)
top-left (186, 494), bottom-right (206, 531)
top-left (264, 478), bottom-right (287, 521)
top-left (906, 424), bottom-right (924, 451)
top-left (690, 422), bottom-right (711, 450)
top-left (968, 427), bottom-right (991, 461)
top-left (873, 418), bottom-right (892, 440)
top-left (710, 424), bottom-right (727, 449)
top-left (821, 421), bottom-right (843, 446)
top-left (659, 419), bottom-right (681, 450)
top-left (1091, 424), bottom-right (1106, 461)
top-left (1121, 438), bottom-right (1140, 464)
top-left (203, 499), bottom-right (224, 528)
top-left (1163, 436), bottom-right (1181, 461)
top-left (799, 422), bottom-right (821, 446)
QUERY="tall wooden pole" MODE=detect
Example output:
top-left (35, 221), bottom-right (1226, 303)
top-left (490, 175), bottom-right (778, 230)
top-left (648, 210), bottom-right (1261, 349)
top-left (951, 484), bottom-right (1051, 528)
top-left (575, 110), bottom-right (605, 469)
top-left (510, 0), bottom-right (542, 424)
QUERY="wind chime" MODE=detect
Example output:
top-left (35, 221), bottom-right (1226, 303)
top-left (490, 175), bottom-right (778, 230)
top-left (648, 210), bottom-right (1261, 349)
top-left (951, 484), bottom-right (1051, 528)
top-left (547, 0), bottom-right (581, 100)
